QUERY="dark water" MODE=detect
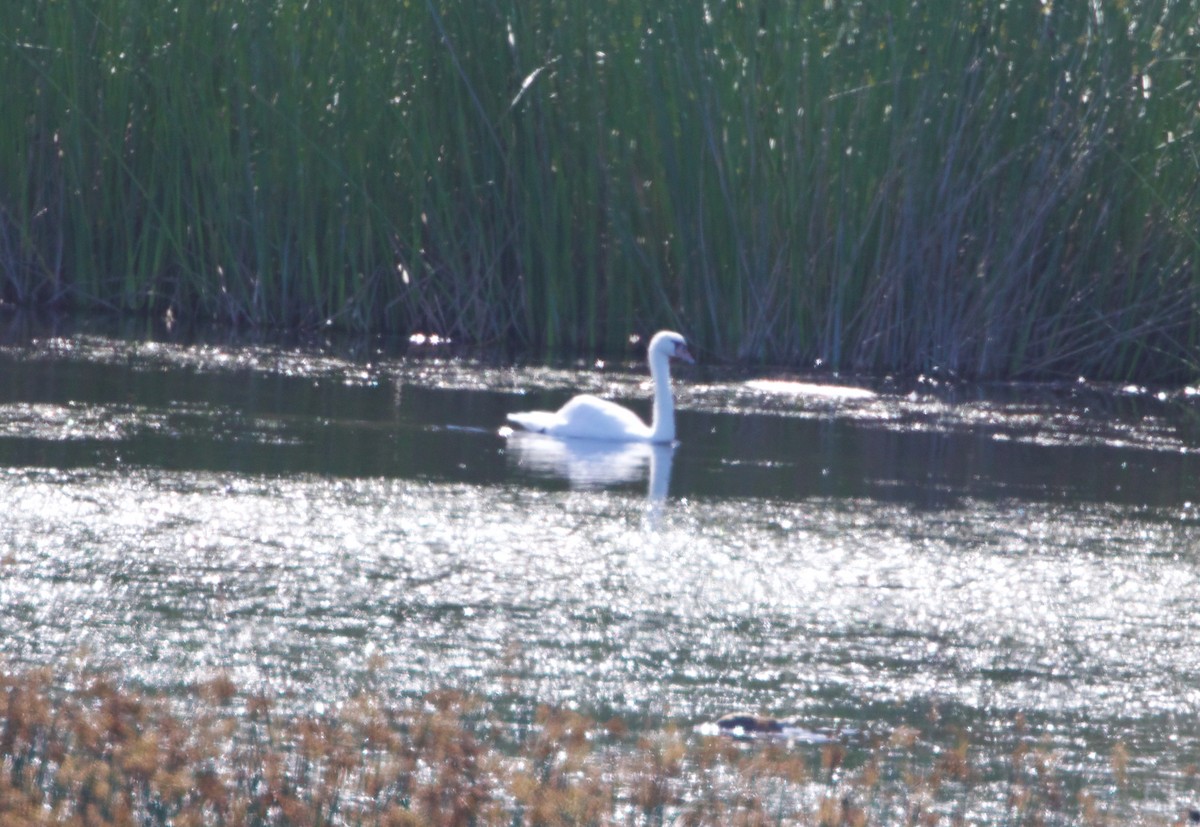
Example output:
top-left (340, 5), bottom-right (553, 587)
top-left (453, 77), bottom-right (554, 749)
top-left (3, 322), bottom-right (1200, 818)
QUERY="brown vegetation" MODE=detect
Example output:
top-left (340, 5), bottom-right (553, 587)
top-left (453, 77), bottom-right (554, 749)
top-left (0, 666), bottom-right (1183, 825)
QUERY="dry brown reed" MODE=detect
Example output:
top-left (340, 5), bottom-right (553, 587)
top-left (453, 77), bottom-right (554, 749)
top-left (0, 666), bottom-right (1186, 826)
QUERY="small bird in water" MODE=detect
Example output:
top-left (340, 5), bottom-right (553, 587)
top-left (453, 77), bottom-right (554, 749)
top-left (709, 712), bottom-right (851, 744)
top-left (715, 712), bottom-right (786, 734)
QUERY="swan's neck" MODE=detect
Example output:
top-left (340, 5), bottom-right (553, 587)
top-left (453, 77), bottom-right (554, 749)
top-left (647, 351), bottom-right (675, 443)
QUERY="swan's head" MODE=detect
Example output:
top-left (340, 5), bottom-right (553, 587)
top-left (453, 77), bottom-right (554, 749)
top-left (649, 330), bottom-right (695, 364)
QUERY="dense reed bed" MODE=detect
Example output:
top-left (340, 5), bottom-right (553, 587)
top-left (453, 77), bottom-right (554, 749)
top-left (1, 1), bottom-right (1198, 378)
top-left (0, 666), bottom-right (1186, 826)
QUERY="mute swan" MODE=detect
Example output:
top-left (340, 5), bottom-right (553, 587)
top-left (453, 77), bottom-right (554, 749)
top-left (506, 330), bottom-right (694, 443)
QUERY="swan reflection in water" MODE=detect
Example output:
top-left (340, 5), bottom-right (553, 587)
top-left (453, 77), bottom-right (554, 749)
top-left (503, 430), bottom-right (675, 501)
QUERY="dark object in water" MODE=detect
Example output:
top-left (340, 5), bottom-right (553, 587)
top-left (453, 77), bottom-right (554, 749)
top-left (1188, 806), bottom-right (1200, 823)
top-left (716, 713), bottom-right (786, 733)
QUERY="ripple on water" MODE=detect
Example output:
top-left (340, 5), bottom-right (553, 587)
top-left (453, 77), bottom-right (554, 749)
top-left (3, 466), bottom-right (1199, 741)
top-left (2, 334), bottom-right (1200, 815)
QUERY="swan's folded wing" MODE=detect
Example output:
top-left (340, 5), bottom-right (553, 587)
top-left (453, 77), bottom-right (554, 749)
top-left (507, 395), bottom-right (650, 440)
top-left (552, 395), bottom-right (649, 439)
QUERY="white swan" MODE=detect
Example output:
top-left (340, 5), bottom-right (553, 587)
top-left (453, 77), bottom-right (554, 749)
top-left (506, 330), bottom-right (694, 443)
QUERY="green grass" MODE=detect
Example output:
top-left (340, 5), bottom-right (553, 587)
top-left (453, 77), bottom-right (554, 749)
top-left (1, 0), bottom-right (1197, 379)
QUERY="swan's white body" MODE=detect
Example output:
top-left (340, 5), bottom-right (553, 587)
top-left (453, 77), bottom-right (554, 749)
top-left (507, 330), bottom-right (693, 443)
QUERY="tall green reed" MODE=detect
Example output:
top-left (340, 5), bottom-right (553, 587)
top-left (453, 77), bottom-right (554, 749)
top-left (1, 0), bottom-right (1197, 378)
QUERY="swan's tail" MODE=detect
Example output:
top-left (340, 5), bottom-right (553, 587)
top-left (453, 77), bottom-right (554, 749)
top-left (506, 411), bottom-right (559, 434)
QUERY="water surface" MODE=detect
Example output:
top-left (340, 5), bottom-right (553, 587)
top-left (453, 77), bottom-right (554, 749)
top-left (2, 324), bottom-right (1199, 817)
